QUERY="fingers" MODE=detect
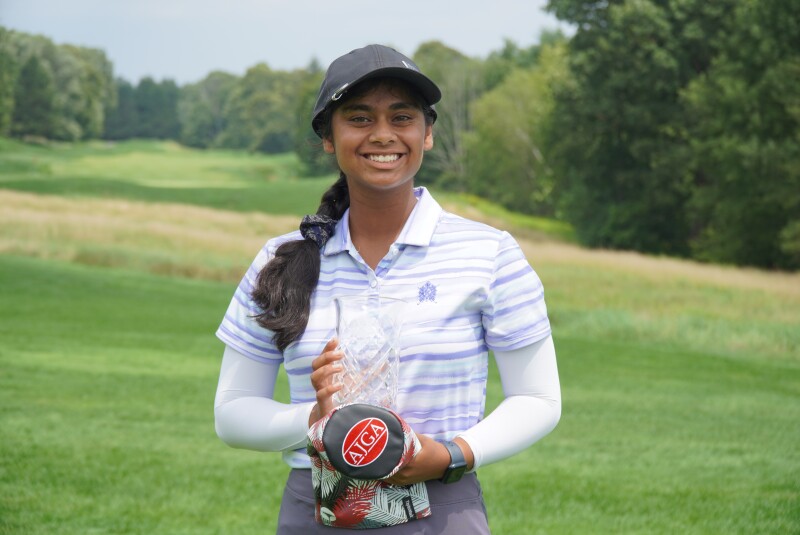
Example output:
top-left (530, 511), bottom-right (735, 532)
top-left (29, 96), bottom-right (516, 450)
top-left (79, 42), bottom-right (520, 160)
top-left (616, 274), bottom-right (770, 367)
top-left (311, 337), bottom-right (342, 371)
top-left (309, 338), bottom-right (344, 420)
top-left (384, 433), bottom-right (449, 486)
top-left (384, 462), bottom-right (419, 486)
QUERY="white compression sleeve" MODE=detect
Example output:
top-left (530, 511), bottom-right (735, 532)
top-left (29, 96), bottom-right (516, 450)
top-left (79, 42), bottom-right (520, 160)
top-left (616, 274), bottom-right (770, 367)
top-left (214, 345), bottom-right (315, 452)
top-left (457, 335), bottom-right (561, 469)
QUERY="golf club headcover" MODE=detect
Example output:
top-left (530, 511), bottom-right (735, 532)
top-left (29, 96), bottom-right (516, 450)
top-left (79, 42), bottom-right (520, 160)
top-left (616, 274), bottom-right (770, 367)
top-left (307, 403), bottom-right (432, 529)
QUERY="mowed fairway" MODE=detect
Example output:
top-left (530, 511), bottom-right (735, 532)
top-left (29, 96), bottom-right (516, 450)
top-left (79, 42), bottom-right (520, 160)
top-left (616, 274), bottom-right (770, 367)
top-left (1, 140), bottom-right (798, 534)
top-left (0, 256), bottom-right (291, 534)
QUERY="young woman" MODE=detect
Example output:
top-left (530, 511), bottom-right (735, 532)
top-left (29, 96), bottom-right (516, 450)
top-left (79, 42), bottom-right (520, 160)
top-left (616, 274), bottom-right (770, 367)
top-left (214, 44), bottom-right (561, 533)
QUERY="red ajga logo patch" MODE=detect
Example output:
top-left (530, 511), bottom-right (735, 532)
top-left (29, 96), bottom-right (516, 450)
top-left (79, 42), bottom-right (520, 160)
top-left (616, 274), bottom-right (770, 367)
top-left (342, 417), bottom-right (389, 467)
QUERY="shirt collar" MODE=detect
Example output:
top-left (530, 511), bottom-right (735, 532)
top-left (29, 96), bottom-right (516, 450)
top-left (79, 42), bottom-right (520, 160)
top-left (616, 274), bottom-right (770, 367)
top-left (322, 186), bottom-right (442, 256)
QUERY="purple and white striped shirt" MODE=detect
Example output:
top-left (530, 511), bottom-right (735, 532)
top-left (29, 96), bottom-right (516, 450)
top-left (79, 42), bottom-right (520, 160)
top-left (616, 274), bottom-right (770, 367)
top-left (216, 187), bottom-right (551, 467)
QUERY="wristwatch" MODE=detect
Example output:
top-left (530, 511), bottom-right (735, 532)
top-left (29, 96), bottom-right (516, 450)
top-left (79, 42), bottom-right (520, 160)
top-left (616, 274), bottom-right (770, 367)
top-left (440, 440), bottom-right (468, 484)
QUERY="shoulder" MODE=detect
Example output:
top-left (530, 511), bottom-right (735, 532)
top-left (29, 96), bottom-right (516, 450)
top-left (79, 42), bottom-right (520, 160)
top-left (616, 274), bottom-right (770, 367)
top-left (250, 230), bottom-right (304, 269)
top-left (414, 187), bottom-right (507, 242)
top-left (434, 209), bottom-right (513, 246)
top-left (433, 210), bottom-right (536, 278)
top-left (264, 229), bottom-right (304, 253)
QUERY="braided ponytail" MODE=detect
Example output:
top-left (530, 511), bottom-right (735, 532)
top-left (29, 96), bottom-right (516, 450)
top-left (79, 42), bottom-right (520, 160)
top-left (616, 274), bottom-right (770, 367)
top-left (251, 173), bottom-right (349, 352)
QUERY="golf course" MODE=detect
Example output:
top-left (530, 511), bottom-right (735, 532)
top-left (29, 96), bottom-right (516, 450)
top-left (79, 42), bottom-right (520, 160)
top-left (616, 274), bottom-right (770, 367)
top-left (1, 138), bottom-right (798, 534)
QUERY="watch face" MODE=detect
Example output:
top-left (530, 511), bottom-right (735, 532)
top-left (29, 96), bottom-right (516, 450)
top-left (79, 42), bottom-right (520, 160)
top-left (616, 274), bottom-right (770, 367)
top-left (442, 463), bottom-right (468, 484)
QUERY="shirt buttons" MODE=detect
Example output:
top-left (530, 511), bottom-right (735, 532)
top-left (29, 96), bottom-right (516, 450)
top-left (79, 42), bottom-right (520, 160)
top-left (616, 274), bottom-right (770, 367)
top-left (369, 279), bottom-right (378, 288)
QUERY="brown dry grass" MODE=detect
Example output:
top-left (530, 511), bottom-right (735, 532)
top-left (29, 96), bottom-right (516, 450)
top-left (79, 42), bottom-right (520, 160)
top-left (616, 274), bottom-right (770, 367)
top-left (521, 241), bottom-right (800, 298)
top-left (0, 189), bottom-right (296, 281)
top-left (441, 197), bottom-right (800, 298)
top-left (3, 188), bottom-right (798, 359)
top-left (4, 188), bottom-right (799, 296)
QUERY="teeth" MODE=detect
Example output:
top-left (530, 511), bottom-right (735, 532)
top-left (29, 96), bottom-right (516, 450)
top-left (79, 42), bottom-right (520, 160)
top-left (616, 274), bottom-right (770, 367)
top-left (367, 154), bottom-right (400, 163)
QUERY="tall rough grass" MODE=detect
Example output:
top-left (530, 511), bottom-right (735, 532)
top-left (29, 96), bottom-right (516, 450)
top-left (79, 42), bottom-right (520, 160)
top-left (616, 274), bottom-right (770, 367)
top-left (0, 190), bottom-right (295, 280)
top-left (4, 188), bottom-right (797, 362)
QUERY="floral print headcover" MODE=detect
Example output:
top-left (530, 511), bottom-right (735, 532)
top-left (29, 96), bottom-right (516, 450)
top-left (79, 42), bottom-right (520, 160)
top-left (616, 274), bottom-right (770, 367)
top-left (306, 403), bottom-right (432, 529)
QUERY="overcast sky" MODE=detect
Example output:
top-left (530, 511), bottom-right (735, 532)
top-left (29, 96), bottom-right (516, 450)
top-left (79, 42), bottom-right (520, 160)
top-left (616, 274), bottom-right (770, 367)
top-left (0, 0), bottom-right (573, 84)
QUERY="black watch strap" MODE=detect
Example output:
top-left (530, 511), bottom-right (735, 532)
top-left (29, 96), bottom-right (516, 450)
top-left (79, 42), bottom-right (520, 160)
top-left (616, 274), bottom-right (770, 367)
top-left (440, 440), bottom-right (468, 484)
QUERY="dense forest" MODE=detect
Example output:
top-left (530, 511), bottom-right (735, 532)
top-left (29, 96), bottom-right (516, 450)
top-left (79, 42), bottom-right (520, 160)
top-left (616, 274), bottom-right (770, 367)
top-left (2, 0), bottom-right (798, 270)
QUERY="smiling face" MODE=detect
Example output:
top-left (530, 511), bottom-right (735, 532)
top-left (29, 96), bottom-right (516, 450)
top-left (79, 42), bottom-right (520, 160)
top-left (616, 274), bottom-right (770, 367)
top-left (322, 80), bottom-right (434, 196)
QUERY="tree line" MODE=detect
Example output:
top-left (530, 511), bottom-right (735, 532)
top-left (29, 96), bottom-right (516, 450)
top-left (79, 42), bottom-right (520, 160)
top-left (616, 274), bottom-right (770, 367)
top-left (2, 0), bottom-right (798, 270)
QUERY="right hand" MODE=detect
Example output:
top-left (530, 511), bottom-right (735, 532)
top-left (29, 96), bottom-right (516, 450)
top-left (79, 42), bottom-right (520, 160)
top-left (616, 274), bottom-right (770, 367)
top-left (308, 338), bottom-right (344, 426)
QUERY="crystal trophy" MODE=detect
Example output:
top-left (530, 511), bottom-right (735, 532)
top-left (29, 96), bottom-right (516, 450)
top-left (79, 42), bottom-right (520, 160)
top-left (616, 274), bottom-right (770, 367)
top-left (332, 295), bottom-right (406, 409)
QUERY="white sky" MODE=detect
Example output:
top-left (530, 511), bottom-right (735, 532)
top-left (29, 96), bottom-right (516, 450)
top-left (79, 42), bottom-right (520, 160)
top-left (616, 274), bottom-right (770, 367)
top-left (0, 0), bottom-right (573, 84)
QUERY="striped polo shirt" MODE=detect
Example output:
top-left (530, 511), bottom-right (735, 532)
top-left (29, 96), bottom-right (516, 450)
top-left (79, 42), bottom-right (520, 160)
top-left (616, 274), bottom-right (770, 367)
top-left (216, 187), bottom-right (551, 468)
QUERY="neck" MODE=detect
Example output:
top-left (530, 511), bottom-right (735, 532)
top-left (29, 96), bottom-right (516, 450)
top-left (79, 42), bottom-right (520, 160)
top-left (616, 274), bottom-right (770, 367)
top-left (347, 187), bottom-right (417, 268)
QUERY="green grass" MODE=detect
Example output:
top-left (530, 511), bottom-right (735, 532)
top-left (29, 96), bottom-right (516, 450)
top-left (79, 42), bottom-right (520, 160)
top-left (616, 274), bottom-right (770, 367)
top-left (0, 138), bottom-right (334, 216)
top-left (0, 255), bottom-right (291, 534)
top-left (1, 254), bottom-right (797, 534)
top-left (435, 190), bottom-right (576, 242)
top-left (490, 336), bottom-right (797, 534)
top-left (2, 138), bottom-right (799, 533)
top-left (0, 138), bottom-right (573, 242)
top-left (540, 264), bottom-right (799, 362)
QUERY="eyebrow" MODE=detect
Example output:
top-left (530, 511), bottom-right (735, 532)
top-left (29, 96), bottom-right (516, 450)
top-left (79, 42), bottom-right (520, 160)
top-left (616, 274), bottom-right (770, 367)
top-left (339, 102), bottom-right (417, 113)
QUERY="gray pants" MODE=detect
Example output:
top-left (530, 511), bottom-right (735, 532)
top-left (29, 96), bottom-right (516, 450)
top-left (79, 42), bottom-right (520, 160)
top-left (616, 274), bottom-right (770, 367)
top-left (277, 469), bottom-right (491, 534)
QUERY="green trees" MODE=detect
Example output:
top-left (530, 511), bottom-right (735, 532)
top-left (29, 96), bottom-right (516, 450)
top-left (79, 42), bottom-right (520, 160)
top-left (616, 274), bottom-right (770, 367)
top-left (63, 45), bottom-right (117, 139)
top-left (545, 0), bottom-right (799, 268)
top-left (549, 0), bottom-right (717, 254)
top-left (134, 78), bottom-right (181, 139)
top-left (11, 56), bottom-right (56, 138)
top-left (292, 69), bottom-right (333, 176)
top-left (104, 79), bottom-right (137, 140)
top-left (1, 28), bottom-right (115, 141)
top-left (683, 0), bottom-right (800, 269)
top-left (103, 59), bottom-right (312, 156)
top-left (102, 78), bottom-right (182, 140)
top-left (413, 42), bottom-right (485, 188)
top-left (2, 15), bottom-right (797, 269)
top-left (0, 28), bottom-right (17, 136)
top-left (467, 41), bottom-right (569, 216)
top-left (214, 64), bottom-right (307, 153)
top-left (178, 71), bottom-right (237, 148)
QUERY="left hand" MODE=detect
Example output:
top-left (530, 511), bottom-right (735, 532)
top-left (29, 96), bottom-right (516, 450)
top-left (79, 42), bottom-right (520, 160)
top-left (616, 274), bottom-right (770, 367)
top-left (383, 435), bottom-right (474, 486)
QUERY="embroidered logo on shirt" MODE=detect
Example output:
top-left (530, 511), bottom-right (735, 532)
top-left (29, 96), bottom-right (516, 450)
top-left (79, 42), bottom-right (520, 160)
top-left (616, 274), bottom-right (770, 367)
top-left (418, 281), bottom-right (437, 304)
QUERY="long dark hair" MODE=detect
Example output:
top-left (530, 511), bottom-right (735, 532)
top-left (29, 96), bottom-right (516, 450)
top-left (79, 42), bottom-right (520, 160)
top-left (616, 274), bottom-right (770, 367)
top-left (251, 79), bottom-right (435, 352)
